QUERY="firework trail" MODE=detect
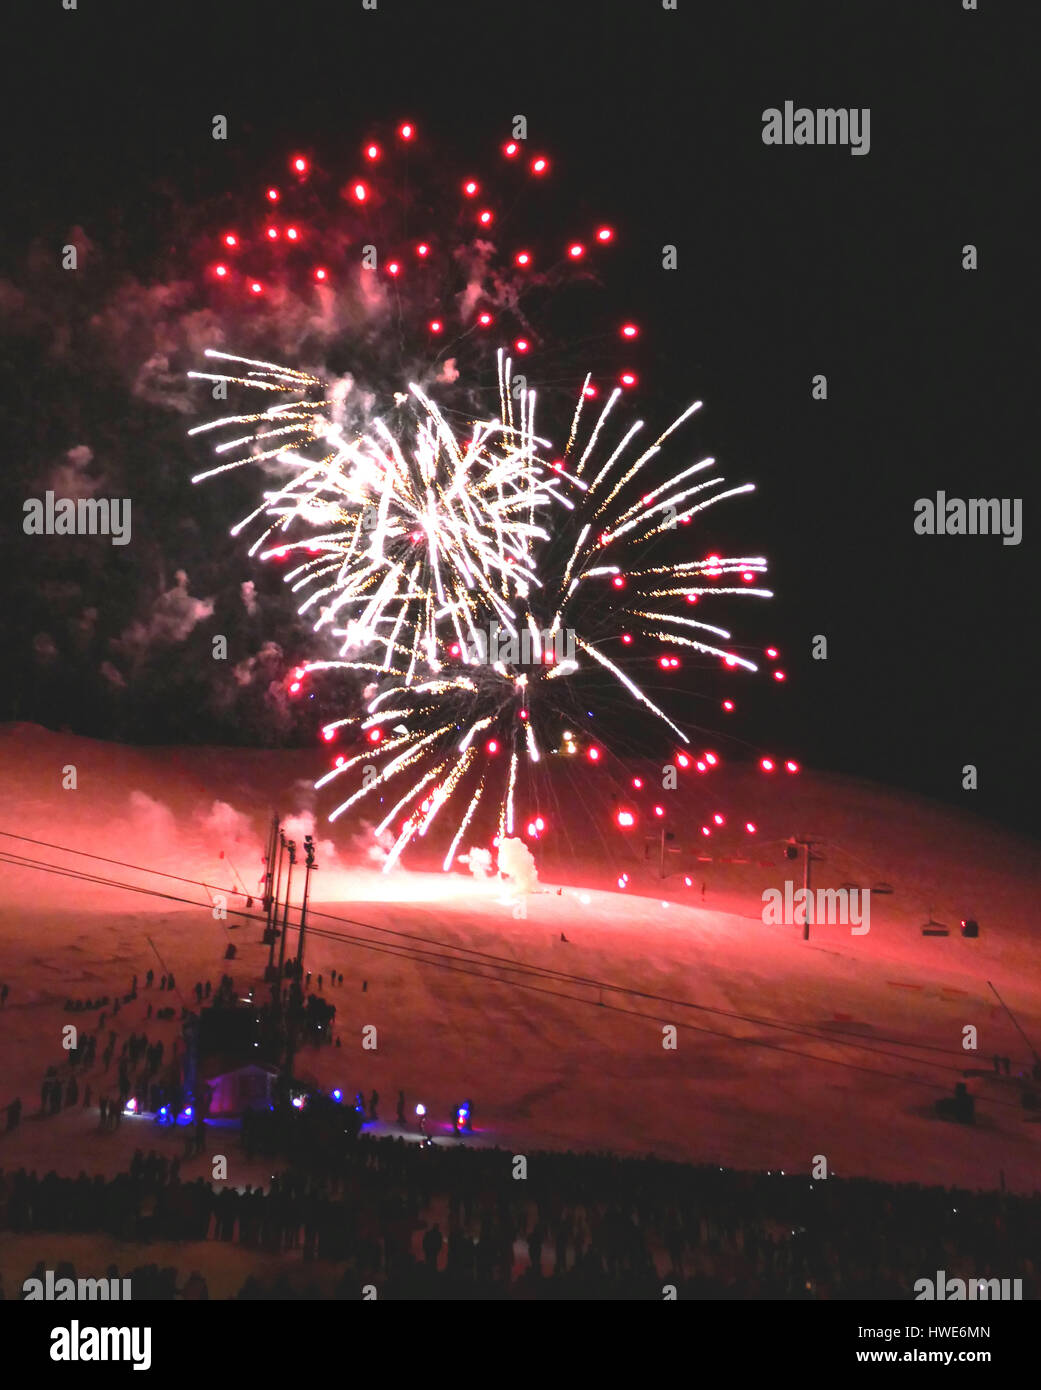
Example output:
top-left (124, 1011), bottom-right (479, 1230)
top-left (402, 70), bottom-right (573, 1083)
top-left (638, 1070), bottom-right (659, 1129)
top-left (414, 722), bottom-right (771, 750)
top-left (189, 123), bottom-right (789, 870)
top-left (189, 346), bottom-right (565, 684)
top-left (192, 350), bottom-right (771, 869)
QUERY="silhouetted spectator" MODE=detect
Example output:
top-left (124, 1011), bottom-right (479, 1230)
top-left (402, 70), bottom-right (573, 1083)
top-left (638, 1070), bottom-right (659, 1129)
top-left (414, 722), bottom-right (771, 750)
top-left (422, 1223), bottom-right (443, 1267)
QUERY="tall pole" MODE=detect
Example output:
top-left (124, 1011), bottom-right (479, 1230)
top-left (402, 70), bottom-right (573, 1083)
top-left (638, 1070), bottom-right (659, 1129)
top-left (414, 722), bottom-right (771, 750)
top-left (296, 836), bottom-right (316, 971)
top-left (275, 837), bottom-right (296, 1014)
top-left (987, 980), bottom-right (1041, 1065)
top-left (792, 837), bottom-right (820, 941)
top-left (263, 812), bottom-right (279, 922)
top-left (266, 821), bottom-right (285, 974)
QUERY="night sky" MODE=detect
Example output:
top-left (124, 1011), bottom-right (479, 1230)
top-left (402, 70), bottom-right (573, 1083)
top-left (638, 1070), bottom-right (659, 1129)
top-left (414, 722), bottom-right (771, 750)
top-left (4, 1), bottom-right (1036, 836)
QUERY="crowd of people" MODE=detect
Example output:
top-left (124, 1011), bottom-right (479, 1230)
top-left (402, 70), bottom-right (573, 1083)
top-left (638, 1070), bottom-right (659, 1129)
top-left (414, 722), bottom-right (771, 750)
top-left (3, 964), bottom-right (1039, 1300)
top-left (2, 1136), bottom-right (1039, 1299)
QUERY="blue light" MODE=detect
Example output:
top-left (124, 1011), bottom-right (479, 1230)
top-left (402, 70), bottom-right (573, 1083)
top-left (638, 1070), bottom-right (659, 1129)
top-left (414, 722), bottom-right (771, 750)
top-left (332, 1089), bottom-right (342, 1102)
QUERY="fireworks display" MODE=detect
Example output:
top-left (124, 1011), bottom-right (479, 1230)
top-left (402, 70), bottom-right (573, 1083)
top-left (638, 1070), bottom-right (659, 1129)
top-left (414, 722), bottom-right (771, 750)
top-left (189, 123), bottom-right (794, 871)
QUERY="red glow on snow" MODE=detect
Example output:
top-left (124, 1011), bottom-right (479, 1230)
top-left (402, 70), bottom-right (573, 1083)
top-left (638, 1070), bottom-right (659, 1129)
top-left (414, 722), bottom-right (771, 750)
top-left (515, 250), bottom-right (532, 267)
top-left (535, 817), bottom-right (545, 831)
top-left (526, 822), bottom-right (537, 837)
top-left (367, 728), bottom-right (382, 744)
top-left (616, 810), bottom-right (635, 828)
top-left (223, 233), bottom-right (238, 248)
top-left (773, 670), bottom-right (786, 681)
top-left (621, 633), bottom-right (632, 645)
top-left (568, 243), bottom-right (585, 259)
top-left (477, 312), bottom-right (493, 326)
top-left (463, 179), bottom-right (479, 196)
top-left (352, 182), bottom-right (368, 203)
top-left (250, 281), bottom-right (263, 294)
top-left (684, 876), bottom-right (693, 887)
top-left (722, 699), bottom-right (735, 711)
top-left (745, 822), bottom-right (757, 834)
top-left (588, 747), bottom-right (601, 763)
top-left (478, 209), bottom-right (493, 225)
top-left (621, 323), bottom-right (638, 338)
top-left (612, 575), bottom-right (625, 589)
top-left (266, 226), bottom-right (279, 239)
top-left (398, 122), bottom-right (415, 140)
top-left (486, 739), bottom-right (499, 754)
top-left (314, 267), bottom-right (328, 281)
top-left (617, 875), bottom-right (629, 889)
top-left (514, 338), bottom-right (530, 353)
top-left (620, 372), bottom-right (637, 387)
top-left (760, 757), bottom-right (775, 772)
top-left (429, 319), bottom-right (443, 334)
top-left (266, 188), bottom-right (279, 202)
top-left (292, 156), bottom-right (308, 174)
top-left (504, 141), bottom-right (520, 157)
top-left (364, 143), bottom-right (381, 161)
top-left (632, 777), bottom-right (643, 789)
top-left (416, 242), bottom-right (430, 257)
top-left (785, 760), bottom-right (800, 774)
top-left (530, 156), bottom-right (549, 175)
top-left (214, 264), bottom-right (228, 278)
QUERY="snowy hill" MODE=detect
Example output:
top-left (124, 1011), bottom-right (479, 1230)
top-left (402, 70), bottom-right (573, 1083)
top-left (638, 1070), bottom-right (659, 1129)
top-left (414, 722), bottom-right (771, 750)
top-left (0, 722), bottom-right (1039, 1193)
